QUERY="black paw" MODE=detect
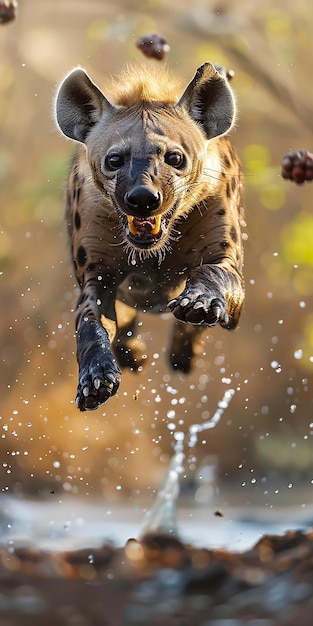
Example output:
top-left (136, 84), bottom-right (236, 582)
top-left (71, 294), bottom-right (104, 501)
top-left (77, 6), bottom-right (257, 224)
top-left (113, 336), bottom-right (147, 371)
top-left (168, 322), bottom-right (204, 373)
top-left (168, 291), bottom-right (229, 327)
top-left (76, 355), bottom-right (120, 411)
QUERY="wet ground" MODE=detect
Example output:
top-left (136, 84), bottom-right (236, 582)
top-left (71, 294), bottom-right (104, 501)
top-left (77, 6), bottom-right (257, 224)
top-left (2, 496), bottom-right (313, 552)
top-left (1, 497), bottom-right (313, 624)
top-left (1, 528), bottom-right (313, 625)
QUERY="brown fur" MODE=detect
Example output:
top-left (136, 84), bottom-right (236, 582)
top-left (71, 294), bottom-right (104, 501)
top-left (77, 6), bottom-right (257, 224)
top-left (106, 64), bottom-right (183, 106)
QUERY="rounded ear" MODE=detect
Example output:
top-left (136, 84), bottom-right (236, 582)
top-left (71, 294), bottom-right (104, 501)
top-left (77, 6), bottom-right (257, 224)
top-left (176, 62), bottom-right (236, 139)
top-left (55, 68), bottom-right (114, 143)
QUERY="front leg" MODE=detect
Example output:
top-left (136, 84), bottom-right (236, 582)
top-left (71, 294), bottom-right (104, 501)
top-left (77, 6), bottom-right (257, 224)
top-left (75, 280), bottom-right (120, 411)
top-left (168, 265), bottom-right (244, 330)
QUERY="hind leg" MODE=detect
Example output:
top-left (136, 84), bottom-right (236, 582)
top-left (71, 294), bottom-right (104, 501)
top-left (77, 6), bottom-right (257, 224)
top-left (168, 319), bottom-right (206, 373)
top-left (113, 301), bottom-right (148, 371)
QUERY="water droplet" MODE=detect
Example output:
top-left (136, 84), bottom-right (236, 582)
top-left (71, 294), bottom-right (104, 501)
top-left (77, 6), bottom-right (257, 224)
top-left (174, 431), bottom-right (184, 441)
top-left (294, 349), bottom-right (303, 360)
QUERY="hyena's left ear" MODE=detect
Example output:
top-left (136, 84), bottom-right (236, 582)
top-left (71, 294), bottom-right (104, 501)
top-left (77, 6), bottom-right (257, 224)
top-left (176, 62), bottom-right (236, 139)
top-left (55, 68), bottom-right (115, 143)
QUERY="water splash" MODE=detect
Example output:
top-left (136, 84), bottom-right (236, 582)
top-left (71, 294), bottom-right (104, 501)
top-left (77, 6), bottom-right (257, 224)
top-left (140, 388), bottom-right (235, 537)
top-left (140, 450), bottom-right (185, 536)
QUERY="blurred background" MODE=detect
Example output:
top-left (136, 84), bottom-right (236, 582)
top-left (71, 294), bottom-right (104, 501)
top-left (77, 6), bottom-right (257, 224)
top-left (1, 0), bottom-right (313, 513)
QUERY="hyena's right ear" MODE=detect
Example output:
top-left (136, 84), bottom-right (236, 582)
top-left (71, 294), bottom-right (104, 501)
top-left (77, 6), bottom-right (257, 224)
top-left (55, 68), bottom-right (114, 143)
top-left (177, 62), bottom-right (236, 140)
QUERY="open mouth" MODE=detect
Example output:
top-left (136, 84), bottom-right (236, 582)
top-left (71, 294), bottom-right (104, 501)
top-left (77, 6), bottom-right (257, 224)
top-left (120, 203), bottom-right (178, 250)
top-left (126, 214), bottom-right (164, 246)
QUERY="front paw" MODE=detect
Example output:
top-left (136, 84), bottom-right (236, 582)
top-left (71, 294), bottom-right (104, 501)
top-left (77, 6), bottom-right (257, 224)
top-left (168, 290), bottom-right (229, 327)
top-left (76, 355), bottom-right (120, 411)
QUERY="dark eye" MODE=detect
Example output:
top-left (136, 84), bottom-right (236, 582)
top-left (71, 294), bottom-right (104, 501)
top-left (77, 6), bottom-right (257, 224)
top-left (164, 151), bottom-right (185, 169)
top-left (105, 153), bottom-right (125, 171)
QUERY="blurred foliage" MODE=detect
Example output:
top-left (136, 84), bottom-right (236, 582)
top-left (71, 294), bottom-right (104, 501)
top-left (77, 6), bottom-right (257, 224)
top-left (1, 0), bottom-right (313, 503)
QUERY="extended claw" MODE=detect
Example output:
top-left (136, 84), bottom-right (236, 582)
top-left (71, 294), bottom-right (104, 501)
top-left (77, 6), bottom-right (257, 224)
top-left (211, 298), bottom-right (228, 323)
top-left (168, 292), bottom-right (229, 327)
top-left (180, 298), bottom-right (190, 307)
top-left (105, 370), bottom-right (120, 383)
top-left (212, 304), bottom-right (222, 319)
top-left (167, 299), bottom-right (177, 310)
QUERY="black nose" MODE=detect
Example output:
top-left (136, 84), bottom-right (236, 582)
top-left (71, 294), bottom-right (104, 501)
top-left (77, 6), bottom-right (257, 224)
top-left (124, 186), bottom-right (161, 213)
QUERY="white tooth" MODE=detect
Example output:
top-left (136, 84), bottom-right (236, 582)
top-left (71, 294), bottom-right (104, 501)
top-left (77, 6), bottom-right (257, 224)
top-left (127, 215), bottom-right (138, 235)
top-left (180, 298), bottom-right (190, 307)
top-left (83, 386), bottom-right (90, 397)
top-left (94, 378), bottom-right (101, 390)
top-left (151, 215), bottom-right (161, 235)
top-left (193, 301), bottom-right (204, 309)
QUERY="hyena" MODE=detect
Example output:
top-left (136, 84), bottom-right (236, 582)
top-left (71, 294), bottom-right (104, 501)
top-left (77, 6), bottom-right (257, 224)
top-left (55, 62), bottom-right (245, 411)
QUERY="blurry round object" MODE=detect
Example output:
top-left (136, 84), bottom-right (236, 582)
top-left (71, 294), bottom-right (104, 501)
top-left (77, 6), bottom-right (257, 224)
top-left (281, 150), bottom-right (313, 184)
top-left (0, 0), bottom-right (17, 24)
top-left (136, 33), bottom-right (170, 60)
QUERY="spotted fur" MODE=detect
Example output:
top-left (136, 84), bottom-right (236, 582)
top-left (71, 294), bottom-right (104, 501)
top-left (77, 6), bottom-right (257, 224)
top-left (55, 62), bottom-right (245, 411)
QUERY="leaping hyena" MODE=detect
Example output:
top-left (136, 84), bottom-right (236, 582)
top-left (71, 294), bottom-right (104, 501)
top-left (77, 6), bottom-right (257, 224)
top-left (55, 62), bottom-right (245, 411)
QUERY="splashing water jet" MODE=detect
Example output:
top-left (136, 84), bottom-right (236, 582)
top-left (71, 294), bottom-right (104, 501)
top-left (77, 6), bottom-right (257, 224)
top-left (140, 388), bottom-right (235, 537)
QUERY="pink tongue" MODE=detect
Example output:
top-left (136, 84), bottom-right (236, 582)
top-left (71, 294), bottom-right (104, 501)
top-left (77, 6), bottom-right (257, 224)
top-left (133, 217), bottom-right (154, 235)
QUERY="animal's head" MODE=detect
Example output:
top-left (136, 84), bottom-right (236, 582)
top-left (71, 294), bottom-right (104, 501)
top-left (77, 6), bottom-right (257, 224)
top-left (55, 63), bottom-right (236, 260)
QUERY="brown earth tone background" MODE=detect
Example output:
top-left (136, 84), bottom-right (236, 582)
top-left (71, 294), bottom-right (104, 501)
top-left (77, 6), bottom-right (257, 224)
top-left (1, 0), bottom-right (313, 510)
